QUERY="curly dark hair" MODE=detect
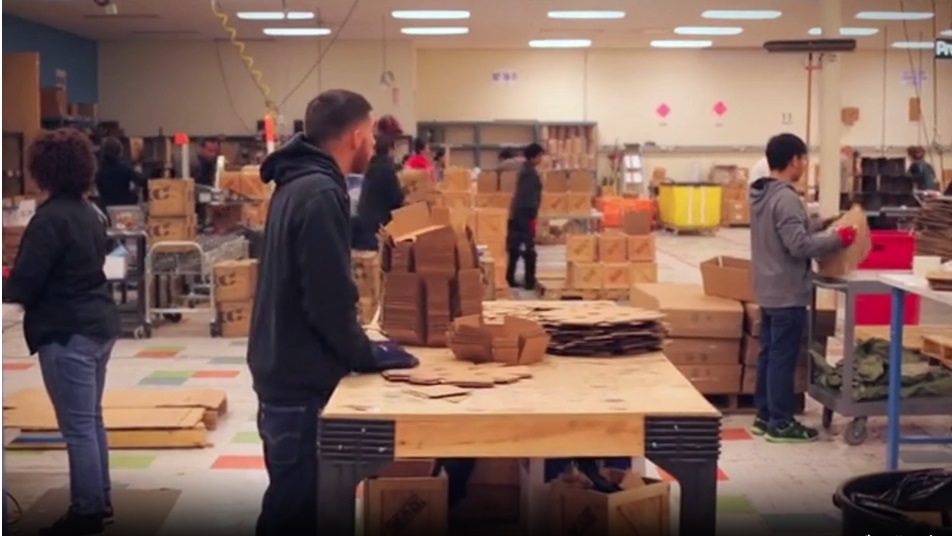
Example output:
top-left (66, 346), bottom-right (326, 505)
top-left (27, 128), bottom-right (96, 196)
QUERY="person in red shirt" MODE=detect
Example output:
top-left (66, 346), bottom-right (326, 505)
top-left (404, 138), bottom-right (432, 173)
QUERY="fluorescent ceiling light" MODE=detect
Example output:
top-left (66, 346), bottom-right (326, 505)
top-left (941, 29), bottom-right (952, 37)
top-left (391, 10), bottom-right (470, 20)
top-left (856, 11), bottom-right (933, 21)
top-left (401, 27), bottom-right (469, 35)
top-left (808, 27), bottom-right (879, 36)
top-left (547, 10), bottom-right (625, 20)
top-left (651, 39), bottom-right (713, 48)
top-left (891, 41), bottom-right (935, 49)
top-left (529, 39), bottom-right (591, 48)
top-left (675, 26), bottom-right (743, 36)
top-left (262, 28), bottom-right (331, 36)
top-left (237, 11), bottom-right (314, 20)
top-left (701, 10), bottom-right (781, 20)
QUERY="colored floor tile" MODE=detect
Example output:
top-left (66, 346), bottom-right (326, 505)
top-left (760, 513), bottom-right (839, 533)
top-left (228, 340), bottom-right (248, 347)
top-left (134, 349), bottom-right (182, 358)
top-left (721, 427), bottom-right (753, 441)
top-left (192, 369), bottom-right (240, 379)
top-left (898, 448), bottom-right (952, 464)
top-left (657, 467), bottom-right (729, 482)
top-left (212, 455), bottom-right (265, 470)
top-left (208, 356), bottom-right (246, 365)
top-left (717, 495), bottom-right (758, 514)
top-left (231, 431), bottom-right (261, 444)
top-left (146, 370), bottom-right (195, 379)
top-left (3, 362), bottom-right (33, 371)
top-left (138, 377), bottom-right (189, 387)
top-left (110, 453), bottom-right (158, 469)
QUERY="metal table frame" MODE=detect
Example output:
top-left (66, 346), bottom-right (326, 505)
top-left (881, 273), bottom-right (952, 470)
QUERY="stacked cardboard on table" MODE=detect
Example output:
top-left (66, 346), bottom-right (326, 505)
top-left (473, 170), bottom-right (513, 210)
top-left (437, 167), bottom-right (474, 210)
top-left (212, 259), bottom-right (258, 338)
top-left (1, 196), bottom-right (37, 266)
top-left (147, 178), bottom-right (197, 243)
top-left (398, 168), bottom-right (438, 206)
top-left (565, 230), bottom-right (658, 292)
top-left (379, 202), bottom-right (483, 346)
top-left (539, 169), bottom-right (595, 217)
top-left (351, 251), bottom-right (381, 325)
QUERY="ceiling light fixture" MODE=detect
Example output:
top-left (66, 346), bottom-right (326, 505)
top-left (547, 11), bottom-right (625, 20)
top-left (401, 27), bottom-right (469, 35)
top-left (891, 41), bottom-right (936, 49)
top-left (674, 26), bottom-right (743, 36)
top-left (856, 11), bottom-right (934, 21)
top-left (391, 10), bottom-right (470, 20)
top-left (262, 28), bottom-right (331, 36)
top-left (701, 10), bottom-right (782, 20)
top-left (651, 39), bottom-right (714, 48)
top-left (237, 11), bottom-right (314, 20)
top-left (808, 27), bottom-right (880, 36)
top-left (528, 39), bottom-right (592, 48)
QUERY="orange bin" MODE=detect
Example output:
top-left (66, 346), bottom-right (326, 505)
top-left (597, 196), bottom-right (656, 228)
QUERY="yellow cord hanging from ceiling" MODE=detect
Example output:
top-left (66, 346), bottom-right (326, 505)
top-left (209, 0), bottom-right (278, 118)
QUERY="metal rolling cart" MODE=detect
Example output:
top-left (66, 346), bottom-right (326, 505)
top-left (807, 272), bottom-right (952, 445)
top-left (105, 229), bottom-right (150, 338)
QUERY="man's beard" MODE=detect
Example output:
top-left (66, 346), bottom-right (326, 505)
top-left (350, 142), bottom-right (372, 174)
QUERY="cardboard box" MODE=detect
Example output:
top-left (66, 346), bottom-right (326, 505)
top-left (364, 460), bottom-right (448, 536)
top-left (742, 364), bottom-right (807, 394)
top-left (148, 178), bottom-right (196, 217)
top-left (541, 193), bottom-right (568, 215)
top-left (544, 170), bottom-right (568, 192)
top-left (568, 262), bottom-right (603, 290)
top-left (551, 469), bottom-right (670, 536)
top-left (602, 263), bottom-right (630, 289)
top-left (630, 283), bottom-right (743, 339)
top-left (439, 191), bottom-right (472, 210)
top-left (490, 193), bottom-right (512, 210)
top-left (474, 193), bottom-right (494, 208)
top-left (721, 200), bottom-right (750, 225)
top-left (598, 233), bottom-right (628, 263)
top-left (567, 170), bottom-right (595, 193)
top-left (148, 215), bottom-right (197, 243)
top-left (218, 300), bottom-right (253, 338)
top-left (677, 364), bottom-right (743, 394)
top-left (382, 203), bottom-right (464, 278)
top-left (212, 259), bottom-right (258, 303)
top-left (622, 211), bottom-right (652, 235)
top-left (743, 296), bottom-right (837, 340)
top-left (499, 171), bottom-right (518, 193)
top-left (447, 315), bottom-right (550, 365)
top-left (566, 235), bottom-right (597, 263)
top-left (817, 205), bottom-right (871, 277)
top-left (381, 273), bottom-right (426, 345)
top-left (700, 256), bottom-right (755, 303)
top-left (476, 171), bottom-right (499, 193)
top-left (442, 168), bottom-right (471, 192)
top-left (626, 235), bottom-right (656, 262)
top-left (664, 338), bottom-right (742, 366)
top-left (629, 262), bottom-right (658, 284)
top-left (566, 193), bottom-right (591, 214)
top-left (40, 87), bottom-right (67, 117)
top-left (474, 209), bottom-right (508, 241)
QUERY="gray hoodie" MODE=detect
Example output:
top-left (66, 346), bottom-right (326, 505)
top-left (749, 177), bottom-right (842, 308)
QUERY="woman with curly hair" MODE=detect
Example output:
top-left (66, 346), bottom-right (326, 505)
top-left (3, 128), bottom-right (120, 536)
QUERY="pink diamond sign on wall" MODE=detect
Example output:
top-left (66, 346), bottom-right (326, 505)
top-left (656, 103), bottom-right (671, 119)
top-left (713, 101), bottom-right (729, 117)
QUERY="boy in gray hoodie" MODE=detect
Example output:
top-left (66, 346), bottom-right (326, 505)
top-left (748, 133), bottom-right (856, 443)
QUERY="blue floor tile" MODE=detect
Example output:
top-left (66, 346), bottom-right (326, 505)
top-left (138, 377), bottom-right (188, 387)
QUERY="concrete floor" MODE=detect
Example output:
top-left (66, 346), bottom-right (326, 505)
top-left (3, 228), bottom-right (951, 534)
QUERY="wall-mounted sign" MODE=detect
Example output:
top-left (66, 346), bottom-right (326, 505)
top-left (937, 39), bottom-right (952, 60)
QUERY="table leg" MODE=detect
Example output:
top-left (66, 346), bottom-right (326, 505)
top-left (886, 287), bottom-right (906, 471)
top-left (317, 418), bottom-right (395, 534)
top-left (654, 458), bottom-right (718, 536)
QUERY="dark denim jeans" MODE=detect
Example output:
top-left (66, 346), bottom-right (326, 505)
top-left (37, 334), bottom-right (116, 516)
top-left (754, 306), bottom-right (807, 430)
top-left (255, 397), bottom-right (326, 536)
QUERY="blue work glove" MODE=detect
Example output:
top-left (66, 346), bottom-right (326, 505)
top-left (360, 340), bottom-right (419, 372)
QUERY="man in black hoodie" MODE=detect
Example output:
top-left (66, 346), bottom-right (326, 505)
top-left (247, 89), bottom-right (378, 536)
top-left (506, 143), bottom-right (545, 290)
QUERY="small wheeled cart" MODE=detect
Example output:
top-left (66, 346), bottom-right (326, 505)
top-left (105, 229), bottom-right (150, 339)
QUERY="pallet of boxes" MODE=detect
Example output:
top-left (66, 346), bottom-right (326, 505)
top-left (469, 169), bottom-right (513, 299)
top-left (147, 178), bottom-right (198, 310)
top-left (438, 167), bottom-right (475, 210)
top-left (218, 166), bottom-right (270, 229)
top-left (537, 169), bottom-right (597, 243)
top-left (211, 259), bottom-right (258, 338)
top-left (710, 165), bottom-right (751, 227)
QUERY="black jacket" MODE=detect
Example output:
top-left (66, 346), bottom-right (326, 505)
top-left (3, 195), bottom-right (120, 353)
top-left (509, 161), bottom-right (542, 223)
top-left (247, 134), bottom-right (376, 401)
top-left (352, 154), bottom-right (404, 250)
top-left (191, 157), bottom-right (217, 187)
top-left (96, 158), bottom-right (144, 207)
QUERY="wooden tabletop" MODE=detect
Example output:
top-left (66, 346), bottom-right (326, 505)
top-left (323, 350), bottom-right (718, 458)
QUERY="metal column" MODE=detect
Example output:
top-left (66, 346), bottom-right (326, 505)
top-left (817, 0), bottom-right (844, 216)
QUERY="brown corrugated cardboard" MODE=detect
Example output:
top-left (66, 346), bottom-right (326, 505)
top-left (629, 262), bottom-right (658, 284)
top-left (543, 170), bottom-right (568, 192)
top-left (148, 215), bottom-right (197, 243)
top-left (700, 256), bottom-right (755, 303)
top-left (664, 338), bottom-right (742, 366)
top-left (148, 178), bottom-right (196, 217)
top-left (551, 469), bottom-right (670, 536)
top-left (447, 315), bottom-right (550, 366)
top-left (541, 193), bottom-right (568, 215)
top-left (744, 298), bottom-right (836, 339)
top-left (598, 233), bottom-right (627, 263)
top-left (567, 170), bottom-right (594, 193)
top-left (817, 205), bottom-right (871, 277)
top-left (363, 460), bottom-right (448, 536)
top-left (566, 193), bottom-right (591, 214)
top-left (622, 211), bottom-right (652, 235)
top-left (568, 262), bottom-right (603, 289)
top-left (630, 283), bottom-right (743, 339)
top-left (499, 171), bottom-right (518, 192)
top-left (627, 235), bottom-right (656, 262)
top-left (566, 235), bottom-right (597, 262)
top-left (218, 300), bottom-right (253, 338)
top-left (212, 259), bottom-right (258, 303)
top-left (476, 171), bottom-right (499, 193)
top-left (602, 263), bottom-right (630, 289)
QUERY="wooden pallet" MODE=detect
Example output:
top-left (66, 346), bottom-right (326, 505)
top-left (922, 335), bottom-right (952, 370)
top-left (704, 393), bottom-right (806, 415)
top-left (536, 279), bottom-right (628, 301)
top-left (721, 222), bottom-right (750, 228)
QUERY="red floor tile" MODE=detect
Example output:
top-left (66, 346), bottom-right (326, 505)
top-left (721, 427), bottom-right (753, 441)
top-left (2, 362), bottom-right (33, 371)
top-left (192, 370), bottom-right (240, 379)
top-left (657, 467), bottom-right (729, 482)
top-left (134, 350), bottom-right (180, 358)
top-left (211, 455), bottom-right (264, 470)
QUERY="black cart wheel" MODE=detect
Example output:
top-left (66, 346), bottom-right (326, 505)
top-left (210, 320), bottom-right (222, 338)
top-left (143, 323), bottom-right (153, 338)
top-left (163, 313), bottom-right (183, 323)
top-left (844, 417), bottom-right (868, 446)
top-left (821, 407), bottom-right (834, 430)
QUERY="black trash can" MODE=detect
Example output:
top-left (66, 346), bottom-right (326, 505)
top-left (834, 470), bottom-right (952, 536)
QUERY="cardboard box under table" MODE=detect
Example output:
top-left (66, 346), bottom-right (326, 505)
top-left (315, 347), bottom-right (721, 536)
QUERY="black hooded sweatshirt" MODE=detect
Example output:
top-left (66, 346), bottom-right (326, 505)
top-left (247, 134), bottom-right (376, 402)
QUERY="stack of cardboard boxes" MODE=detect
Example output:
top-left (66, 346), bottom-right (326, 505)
top-left (709, 166), bottom-right (750, 227)
top-left (219, 166), bottom-right (270, 227)
top-left (398, 169), bottom-right (438, 205)
top-left (539, 169), bottom-right (595, 216)
top-left (540, 124), bottom-right (597, 170)
top-left (379, 203), bottom-right (483, 346)
top-left (564, 230), bottom-right (658, 296)
top-left (437, 167), bottom-right (474, 210)
top-left (212, 259), bottom-right (258, 338)
top-left (351, 251), bottom-right (381, 325)
top-left (471, 208), bottom-right (510, 298)
top-left (474, 170), bottom-right (515, 210)
top-left (147, 178), bottom-right (197, 243)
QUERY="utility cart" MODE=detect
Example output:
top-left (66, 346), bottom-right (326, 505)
top-left (105, 229), bottom-right (150, 339)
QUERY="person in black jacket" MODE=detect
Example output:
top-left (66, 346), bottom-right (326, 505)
top-left (247, 89), bottom-right (379, 536)
top-left (352, 137), bottom-right (405, 250)
top-left (96, 137), bottom-right (144, 207)
top-left (506, 143), bottom-right (545, 290)
top-left (3, 128), bottom-right (120, 536)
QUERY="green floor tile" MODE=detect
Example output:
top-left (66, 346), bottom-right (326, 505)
top-left (231, 431), bottom-right (261, 444)
top-left (147, 370), bottom-right (195, 379)
top-left (718, 495), bottom-right (758, 515)
top-left (109, 453), bottom-right (157, 469)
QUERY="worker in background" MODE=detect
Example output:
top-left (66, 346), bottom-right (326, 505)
top-left (498, 147), bottom-right (525, 171)
top-left (907, 145), bottom-right (939, 191)
top-left (506, 143), bottom-right (545, 290)
top-left (248, 90), bottom-right (411, 536)
top-left (190, 137), bottom-right (221, 187)
top-left (352, 136), bottom-right (405, 250)
top-left (96, 137), bottom-right (145, 208)
top-left (748, 133), bottom-right (855, 444)
top-left (3, 128), bottom-right (120, 536)
top-left (404, 137), bottom-right (433, 173)
top-left (433, 147), bottom-right (447, 181)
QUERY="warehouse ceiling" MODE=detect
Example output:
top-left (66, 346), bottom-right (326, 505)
top-left (3, 0), bottom-right (951, 49)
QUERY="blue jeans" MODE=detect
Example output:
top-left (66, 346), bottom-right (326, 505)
top-left (754, 306), bottom-right (806, 430)
top-left (255, 398), bottom-right (325, 536)
top-left (38, 334), bottom-right (116, 516)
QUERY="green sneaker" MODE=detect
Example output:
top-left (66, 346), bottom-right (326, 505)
top-left (765, 420), bottom-right (819, 444)
top-left (750, 417), bottom-right (768, 436)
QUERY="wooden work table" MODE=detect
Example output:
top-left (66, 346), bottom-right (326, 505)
top-left (318, 350), bottom-right (721, 535)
